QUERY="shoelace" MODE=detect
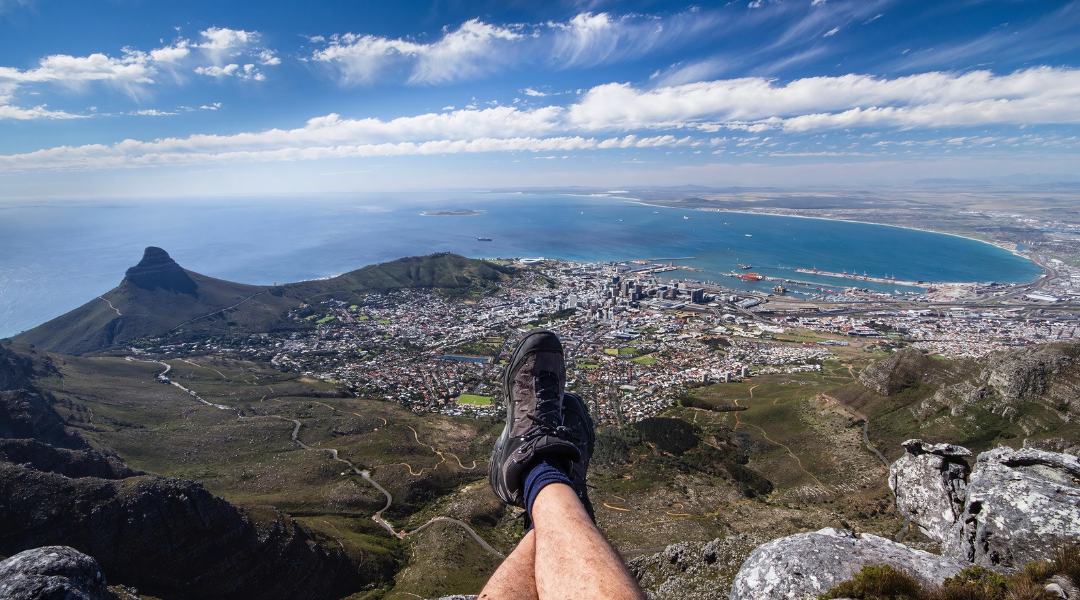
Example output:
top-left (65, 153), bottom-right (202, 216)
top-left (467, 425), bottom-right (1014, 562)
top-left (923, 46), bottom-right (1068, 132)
top-left (519, 370), bottom-right (576, 443)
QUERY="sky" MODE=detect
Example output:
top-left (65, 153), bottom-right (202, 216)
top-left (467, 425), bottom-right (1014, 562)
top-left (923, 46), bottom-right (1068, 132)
top-left (0, 0), bottom-right (1079, 196)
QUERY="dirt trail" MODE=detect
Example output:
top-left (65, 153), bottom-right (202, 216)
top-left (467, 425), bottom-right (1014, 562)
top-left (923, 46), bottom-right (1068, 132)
top-left (125, 356), bottom-right (505, 560)
top-left (739, 421), bottom-right (830, 494)
top-left (98, 296), bottom-right (121, 316)
top-left (820, 392), bottom-right (889, 468)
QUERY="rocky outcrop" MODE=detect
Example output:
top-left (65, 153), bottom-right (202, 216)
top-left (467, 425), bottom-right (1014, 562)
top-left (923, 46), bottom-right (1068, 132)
top-left (858, 348), bottom-right (938, 396)
top-left (0, 439), bottom-right (140, 479)
top-left (946, 446), bottom-right (1080, 570)
top-left (0, 461), bottom-right (369, 600)
top-left (0, 546), bottom-right (119, 600)
top-left (629, 535), bottom-right (767, 600)
top-left (0, 388), bottom-right (89, 450)
top-left (729, 528), bottom-right (967, 600)
top-left (123, 247), bottom-right (197, 296)
top-left (888, 439), bottom-right (971, 543)
top-left (981, 341), bottom-right (1080, 409)
top-left (0, 344), bottom-right (88, 450)
top-left (0, 345), bottom-right (34, 391)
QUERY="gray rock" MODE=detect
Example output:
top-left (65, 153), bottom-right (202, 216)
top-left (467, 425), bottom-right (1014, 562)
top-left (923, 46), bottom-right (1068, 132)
top-left (0, 546), bottom-right (117, 600)
top-left (946, 446), bottom-right (1080, 570)
top-left (629, 535), bottom-right (767, 600)
top-left (729, 528), bottom-right (967, 600)
top-left (888, 439), bottom-right (971, 543)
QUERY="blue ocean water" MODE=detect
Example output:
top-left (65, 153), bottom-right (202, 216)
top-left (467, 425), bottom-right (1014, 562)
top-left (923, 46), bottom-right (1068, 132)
top-left (0, 193), bottom-right (1041, 338)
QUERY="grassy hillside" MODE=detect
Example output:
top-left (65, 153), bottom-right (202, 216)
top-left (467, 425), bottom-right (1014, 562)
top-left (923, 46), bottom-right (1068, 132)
top-left (283, 252), bottom-right (514, 303)
top-left (14, 249), bottom-right (514, 355)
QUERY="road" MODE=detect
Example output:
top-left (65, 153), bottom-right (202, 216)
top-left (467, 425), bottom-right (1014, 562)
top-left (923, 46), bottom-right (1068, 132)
top-left (126, 356), bottom-right (505, 560)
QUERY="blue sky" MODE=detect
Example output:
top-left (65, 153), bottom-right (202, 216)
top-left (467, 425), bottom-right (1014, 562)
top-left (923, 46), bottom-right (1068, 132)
top-left (0, 0), bottom-right (1078, 196)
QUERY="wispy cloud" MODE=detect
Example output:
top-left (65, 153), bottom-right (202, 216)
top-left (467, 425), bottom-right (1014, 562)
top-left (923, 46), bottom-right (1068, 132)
top-left (312, 9), bottom-right (726, 86)
top-left (311, 19), bottom-right (523, 85)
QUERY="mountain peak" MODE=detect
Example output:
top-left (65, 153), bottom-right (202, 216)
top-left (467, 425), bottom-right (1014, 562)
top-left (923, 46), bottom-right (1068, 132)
top-left (123, 247), bottom-right (197, 295)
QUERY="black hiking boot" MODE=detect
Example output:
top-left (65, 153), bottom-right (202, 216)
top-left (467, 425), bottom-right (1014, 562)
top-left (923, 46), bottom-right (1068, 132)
top-left (489, 330), bottom-right (580, 507)
top-left (562, 391), bottom-right (597, 521)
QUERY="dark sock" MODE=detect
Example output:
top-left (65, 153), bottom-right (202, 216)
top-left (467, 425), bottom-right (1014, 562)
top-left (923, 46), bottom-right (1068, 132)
top-left (523, 457), bottom-right (571, 529)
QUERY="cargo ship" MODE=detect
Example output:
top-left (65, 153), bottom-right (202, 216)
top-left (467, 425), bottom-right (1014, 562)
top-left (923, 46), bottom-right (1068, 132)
top-left (738, 272), bottom-right (764, 281)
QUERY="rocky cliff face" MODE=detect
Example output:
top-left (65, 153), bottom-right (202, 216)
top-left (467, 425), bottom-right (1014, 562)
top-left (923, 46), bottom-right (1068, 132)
top-left (888, 439), bottom-right (970, 543)
top-left (981, 341), bottom-right (1080, 414)
top-left (945, 446), bottom-right (1080, 570)
top-left (0, 344), bottom-right (379, 600)
top-left (0, 461), bottom-right (365, 600)
top-left (123, 247), bottom-right (197, 296)
top-left (0, 439), bottom-right (140, 479)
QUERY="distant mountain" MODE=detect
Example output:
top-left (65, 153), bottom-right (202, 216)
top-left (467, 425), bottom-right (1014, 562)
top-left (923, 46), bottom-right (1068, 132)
top-left (14, 248), bottom-right (513, 355)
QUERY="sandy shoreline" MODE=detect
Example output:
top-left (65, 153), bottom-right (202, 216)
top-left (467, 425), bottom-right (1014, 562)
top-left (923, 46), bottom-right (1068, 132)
top-left (621, 199), bottom-right (1031, 261)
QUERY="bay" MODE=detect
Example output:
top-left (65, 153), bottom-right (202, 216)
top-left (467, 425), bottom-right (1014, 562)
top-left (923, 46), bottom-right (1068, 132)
top-left (0, 192), bottom-right (1041, 338)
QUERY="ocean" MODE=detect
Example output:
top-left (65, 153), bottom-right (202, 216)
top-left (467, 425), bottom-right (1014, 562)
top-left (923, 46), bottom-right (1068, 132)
top-left (0, 192), bottom-right (1041, 338)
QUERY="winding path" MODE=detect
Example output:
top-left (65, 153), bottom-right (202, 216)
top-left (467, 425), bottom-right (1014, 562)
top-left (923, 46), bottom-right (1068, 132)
top-left (98, 296), bottom-right (121, 316)
top-left (127, 357), bottom-right (505, 560)
top-left (820, 392), bottom-right (890, 468)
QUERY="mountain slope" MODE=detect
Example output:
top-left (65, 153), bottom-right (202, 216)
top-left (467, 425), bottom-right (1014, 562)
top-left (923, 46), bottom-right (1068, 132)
top-left (13, 248), bottom-right (513, 355)
top-left (14, 247), bottom-right (300, 355)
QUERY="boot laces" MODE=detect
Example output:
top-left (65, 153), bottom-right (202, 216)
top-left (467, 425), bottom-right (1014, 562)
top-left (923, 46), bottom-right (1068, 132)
top-left (520, 371), bottom-right (575, 443)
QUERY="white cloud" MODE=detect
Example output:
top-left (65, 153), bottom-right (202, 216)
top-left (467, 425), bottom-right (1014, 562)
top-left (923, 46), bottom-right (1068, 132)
top-left (864, 13), bottom-right (883, 24)
top-left (523, 87), bottom-right (548, 97)
top-left (195, 63), bottom-right (264, 81)
top-left (200, 102), bottom-right (222, 110)
top-left (811, 0), bottom-right (826, 6)
top-left (5, 66), bottom-right (1080, 168)
top-left (0, 103), bottom-right (83, 120)
top-left (824, 26), bottom-right (840, 37)
top-left (258, 50), bottom-right (281, 66)
top-left (127, 109), bottom-right (177, 116)
top-left (312, 19), bottom-right (522, 85)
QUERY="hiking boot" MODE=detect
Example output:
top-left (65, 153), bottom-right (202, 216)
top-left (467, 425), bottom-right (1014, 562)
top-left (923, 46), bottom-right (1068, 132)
top-left (562, 391), bottom-right (596, 521)
top-left (489, 330), bottom-right (580, 507)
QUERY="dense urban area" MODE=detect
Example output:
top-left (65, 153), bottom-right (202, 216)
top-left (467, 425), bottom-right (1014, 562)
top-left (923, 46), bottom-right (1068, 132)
top-left (137, 252), bottom-right (1080, 425)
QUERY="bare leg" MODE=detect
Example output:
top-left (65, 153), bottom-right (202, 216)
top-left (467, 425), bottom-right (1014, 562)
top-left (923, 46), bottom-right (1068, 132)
top-left (478, 529), bottom-right (539, 600)
top-left (532, 483), bottom-right (645, 600)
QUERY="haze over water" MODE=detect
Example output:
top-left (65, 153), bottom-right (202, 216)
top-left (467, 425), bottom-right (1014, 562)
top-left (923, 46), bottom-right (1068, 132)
top-left (0, 193), bottom-right (1040, 339)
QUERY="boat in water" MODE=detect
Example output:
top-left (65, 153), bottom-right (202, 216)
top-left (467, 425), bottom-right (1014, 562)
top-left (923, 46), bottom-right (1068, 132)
top-left (477, 237), bottom-right (492, 241)
top-left (738, 264), bottom-right (753, 269)
top-left (745, 234), bottom-right (753, 237)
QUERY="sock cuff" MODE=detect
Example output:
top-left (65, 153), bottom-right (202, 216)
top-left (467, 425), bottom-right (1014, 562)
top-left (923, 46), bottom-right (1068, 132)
top-left (523, 457), bottom-right (572, 527)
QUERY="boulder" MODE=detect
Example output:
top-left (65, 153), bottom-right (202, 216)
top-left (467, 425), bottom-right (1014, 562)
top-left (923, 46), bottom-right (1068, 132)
top-left (888, 439), bottom-right (971, 543)
top-left (859, 348), bottom-right (935, 396)
top-left (946, 446), bottom-right (1080, 570)
top-left (729, 528), bottom-right (967, 600)
top-left (629, 535), bottom-right (767, 600)
top-left (0, 546), bottom-right (118, 600)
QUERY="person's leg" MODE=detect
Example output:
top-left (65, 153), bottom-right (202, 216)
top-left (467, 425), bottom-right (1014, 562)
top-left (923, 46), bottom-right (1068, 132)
top-left (531, 483), bottom-right (645, 600)
top-left (477, 530), bottom-right (538, 600)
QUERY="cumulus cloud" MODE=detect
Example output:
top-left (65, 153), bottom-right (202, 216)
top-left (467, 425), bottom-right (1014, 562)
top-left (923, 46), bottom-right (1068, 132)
top-left (4, 66), bottom-right (1080, 166)
top-left (195, 63), bottom-right (265, 81)
top-left (523, 87), bottom-right (548, 97)
top-left (0, 26), bottom-right (278, 119)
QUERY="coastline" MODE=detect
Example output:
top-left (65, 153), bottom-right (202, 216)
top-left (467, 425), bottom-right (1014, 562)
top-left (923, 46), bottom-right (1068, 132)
top-left (623, 199), bottom-right (1032, 262)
